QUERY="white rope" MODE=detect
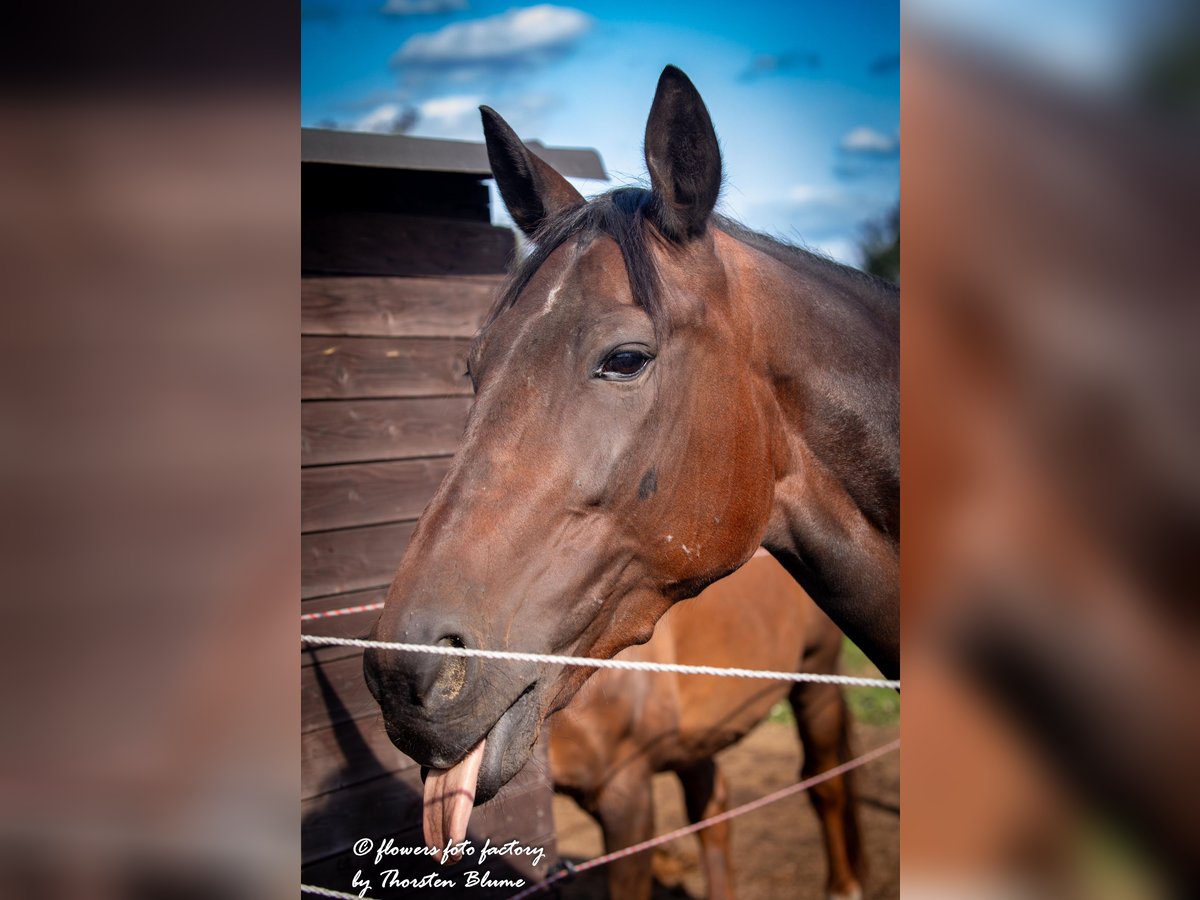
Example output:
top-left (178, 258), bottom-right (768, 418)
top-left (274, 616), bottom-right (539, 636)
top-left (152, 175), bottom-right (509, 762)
top-left (300, 634), bottom-right (899, 689)
top-left (301, 884), bottom-right (370, 899)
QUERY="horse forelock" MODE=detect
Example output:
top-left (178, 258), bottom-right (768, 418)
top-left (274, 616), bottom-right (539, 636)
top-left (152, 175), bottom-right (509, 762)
top-left (477, 188), bottom-right (669, 353)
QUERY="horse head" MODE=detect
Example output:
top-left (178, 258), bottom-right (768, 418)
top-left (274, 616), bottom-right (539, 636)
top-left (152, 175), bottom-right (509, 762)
top-left (364, 66), bottom-right (898, 849)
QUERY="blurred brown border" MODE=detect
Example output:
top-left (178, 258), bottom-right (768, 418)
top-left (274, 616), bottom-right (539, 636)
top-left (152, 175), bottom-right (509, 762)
top-left (902, 23), bottom-right (1199, 899)
top-left (0, 0), bottom-right (299, 893)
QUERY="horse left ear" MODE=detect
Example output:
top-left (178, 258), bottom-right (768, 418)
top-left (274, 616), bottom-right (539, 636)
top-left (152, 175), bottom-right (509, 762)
top-left (481, 105), bottom-right (585, 236)
top-left (644, 65), bottom-right (722, 240)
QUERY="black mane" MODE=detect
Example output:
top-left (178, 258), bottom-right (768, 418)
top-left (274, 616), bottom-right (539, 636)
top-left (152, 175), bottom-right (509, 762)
top-left (481, 188), bottom-right (897, 340)
top-left (482, 188), bottom-right (667, 337)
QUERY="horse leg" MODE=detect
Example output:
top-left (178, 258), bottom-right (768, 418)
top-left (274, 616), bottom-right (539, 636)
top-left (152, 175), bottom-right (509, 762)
top-left (676, 758), bottom-right (736, 900)
top-left (791, 682), bottom-right (864, 900)
top-left (591, 765), bottom-right (656, 900)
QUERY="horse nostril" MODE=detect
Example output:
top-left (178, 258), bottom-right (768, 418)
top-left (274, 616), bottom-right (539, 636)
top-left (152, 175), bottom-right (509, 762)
top-left (431, 634), bottom-right (468, 703)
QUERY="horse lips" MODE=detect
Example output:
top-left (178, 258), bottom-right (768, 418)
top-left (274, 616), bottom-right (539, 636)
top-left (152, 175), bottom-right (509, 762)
top-left (422, 738), bottom-right (486, 855)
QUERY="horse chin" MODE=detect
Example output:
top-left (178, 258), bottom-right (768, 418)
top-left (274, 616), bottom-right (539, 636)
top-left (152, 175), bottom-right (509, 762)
top-left (411, 681), bottom-right (543, 806)
top-left (390, 679), bottom-right (542, 802)
top-left (472, 682), bottom-right (541, 804)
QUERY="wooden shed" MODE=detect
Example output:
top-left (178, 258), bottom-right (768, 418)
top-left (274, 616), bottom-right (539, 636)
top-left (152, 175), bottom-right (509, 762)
top-left (300, 127), bottom-right (606, 896)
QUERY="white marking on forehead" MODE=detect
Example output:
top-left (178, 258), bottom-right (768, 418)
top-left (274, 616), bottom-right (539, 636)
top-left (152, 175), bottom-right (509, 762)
top-left (478, 265), bottom-right (572, 397)
top-left (540, 282), bottom-right (564, 316)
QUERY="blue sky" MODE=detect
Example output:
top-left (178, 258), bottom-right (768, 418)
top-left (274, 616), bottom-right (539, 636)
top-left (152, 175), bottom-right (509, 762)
top-left (302, 1), bottom-right (899, 265)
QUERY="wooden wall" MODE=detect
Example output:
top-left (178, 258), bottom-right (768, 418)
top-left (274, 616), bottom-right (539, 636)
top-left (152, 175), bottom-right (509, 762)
top-left (301, 163), bottom-right (558, 897)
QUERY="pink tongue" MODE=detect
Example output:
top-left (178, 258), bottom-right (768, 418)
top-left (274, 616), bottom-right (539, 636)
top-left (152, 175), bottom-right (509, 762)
top-left (423, 739), bottom-right (486, 854)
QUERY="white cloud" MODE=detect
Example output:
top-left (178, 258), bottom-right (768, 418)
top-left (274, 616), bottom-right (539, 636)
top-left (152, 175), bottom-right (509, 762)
top-left (769, 183), bottom-right (888, 243)
top-left (381, 0), bottom-right (467, 15)
top-left (354, 103), bottom-right (408, 133)
top-left (788, 184), bottom-right (855, 207)
top-left (839, 126), bottom-right (899, 156)
top-left (353, 95), bottom-right (484, 138)
top-left (419, 94), bottom-right (482, 127)
top-left (392, 5), bottom-right (593, 67)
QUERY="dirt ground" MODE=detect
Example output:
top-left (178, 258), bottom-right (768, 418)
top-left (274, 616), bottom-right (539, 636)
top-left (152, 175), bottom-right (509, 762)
top-left (553, 718), bottom-right (899, 900)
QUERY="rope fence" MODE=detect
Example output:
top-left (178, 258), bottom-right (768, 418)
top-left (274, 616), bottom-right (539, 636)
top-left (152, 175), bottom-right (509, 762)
top-left (301, 633), bottom-right (899, 689)
top-left (300, 597), bottom-right (898, 898)
top-left (509, 737), bottom-right (898, 900)
top-left (298, 737), bottom-right (899, 900)
top-left (300, 885), bottom-right (372, 900)
top-left (301, 601), bottom-right (385, 622)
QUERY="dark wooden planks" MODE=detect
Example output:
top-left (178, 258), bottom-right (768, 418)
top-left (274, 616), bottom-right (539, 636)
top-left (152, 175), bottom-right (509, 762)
top-left (303, 652), bottom-right (381, 733)
top-left (301, 457), bottom-right (453, 533)
top-left (302, 276), bottom-right (499, 338)
top-left (303, 640), bottom-right (370, 670)
top-left (302, 713), bottom-right (416, 801)
top-left (301, 336), bottom-right (472, 400)
top-left (303, 587), bottom-right (386, 638)
top-left (302, 770), bottom-right (426, 866)
top-left (302, 521), bottom-right (415, 599)
top-left (303, 211), bottom-right (515, 277)
top-left (302, 397), bottom-right (472, 466)
top-left (301, 165), bottom-right (492, 222)
top-left (301, 151), bottom-right (560, 883)
top-left (302, 587), bottom-right (387, 667)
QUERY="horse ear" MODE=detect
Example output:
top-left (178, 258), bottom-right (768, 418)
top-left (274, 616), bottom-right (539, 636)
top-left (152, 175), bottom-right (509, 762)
top-left (644, 65), bottom-right (722, 240)
top-left (480, 105), bottom-right (584, 236)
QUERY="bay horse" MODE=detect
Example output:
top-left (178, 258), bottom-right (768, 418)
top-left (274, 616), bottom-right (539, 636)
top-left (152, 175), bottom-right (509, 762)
top-left (363, 65), bottom-right (898, 851)
top-left (549, 551), bottom-right (863, 900)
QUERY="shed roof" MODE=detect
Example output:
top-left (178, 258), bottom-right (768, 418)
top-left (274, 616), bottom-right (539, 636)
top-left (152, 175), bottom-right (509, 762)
top-left (301, 128), bottom-right (607, 180)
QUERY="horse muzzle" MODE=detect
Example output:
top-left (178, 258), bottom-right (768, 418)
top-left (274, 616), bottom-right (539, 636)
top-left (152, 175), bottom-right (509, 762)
top-left (363, 636), bottom-right (544, 804)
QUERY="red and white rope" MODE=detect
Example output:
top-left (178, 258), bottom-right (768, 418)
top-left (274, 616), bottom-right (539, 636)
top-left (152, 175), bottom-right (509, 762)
top-left (301, 601), bottom-right (385, 622)
top-left (508, 737), bottom-right (898, 900)
top-left (299, 738), bottom-right (899, 900)
top-left (299, 634), bottom-right (900, 689)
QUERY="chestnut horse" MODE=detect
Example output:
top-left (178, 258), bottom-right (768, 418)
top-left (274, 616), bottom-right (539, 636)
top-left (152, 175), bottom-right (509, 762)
top-left (549, 551), bottom-right (862, 900)
top-left (363, 66), bottom-right (898, 849)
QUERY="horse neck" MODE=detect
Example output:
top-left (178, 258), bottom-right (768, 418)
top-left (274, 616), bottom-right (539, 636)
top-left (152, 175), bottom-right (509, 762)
top-left (718, 230), bottom-right (900, 677)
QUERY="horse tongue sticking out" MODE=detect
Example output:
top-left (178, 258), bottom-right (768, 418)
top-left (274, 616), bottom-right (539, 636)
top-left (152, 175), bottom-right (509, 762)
top-left (422, 739), bottom-right (486, 855)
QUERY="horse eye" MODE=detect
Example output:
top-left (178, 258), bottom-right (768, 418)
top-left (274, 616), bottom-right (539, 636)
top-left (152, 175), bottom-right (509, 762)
top-left (597, 350), bottom-right (652, 380)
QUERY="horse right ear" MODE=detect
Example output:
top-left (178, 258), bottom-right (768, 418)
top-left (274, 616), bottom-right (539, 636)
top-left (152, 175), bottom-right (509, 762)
top-left (644, 65), bottom-right (722, 240)
top-left (481, 106), bottom-right (584, 237)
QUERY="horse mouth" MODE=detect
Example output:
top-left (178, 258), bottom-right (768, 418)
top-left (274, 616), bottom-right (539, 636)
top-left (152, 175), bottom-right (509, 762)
top-left (418, 683), bottom-right (540, 851)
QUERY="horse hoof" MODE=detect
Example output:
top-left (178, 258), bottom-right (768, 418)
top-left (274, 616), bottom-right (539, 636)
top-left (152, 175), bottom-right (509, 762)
top-left (828, 886), bottom-right (863, 900)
